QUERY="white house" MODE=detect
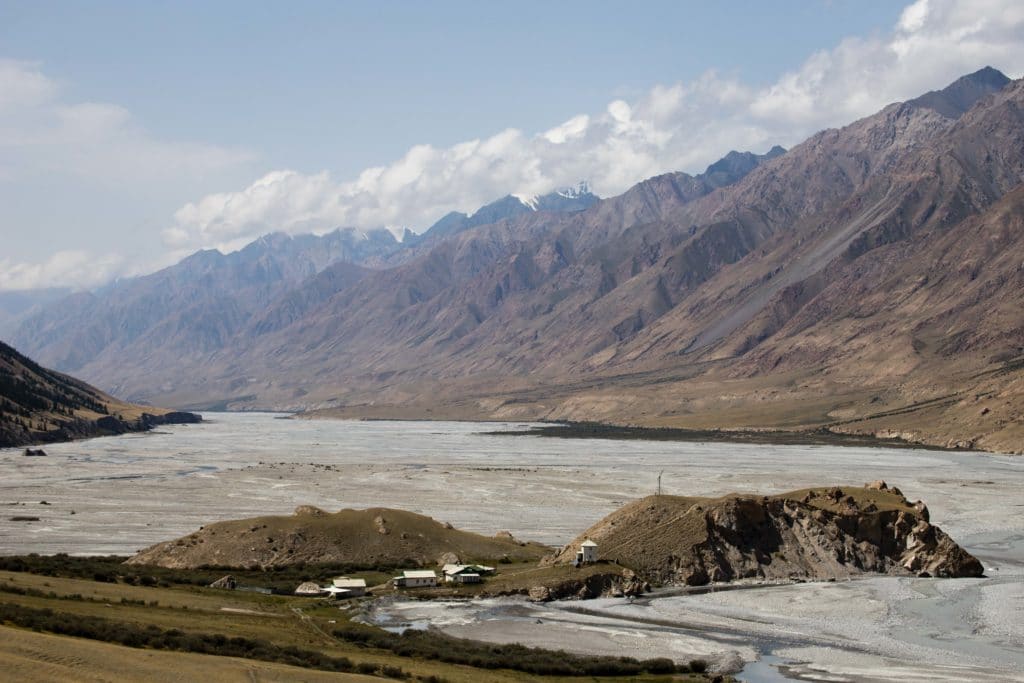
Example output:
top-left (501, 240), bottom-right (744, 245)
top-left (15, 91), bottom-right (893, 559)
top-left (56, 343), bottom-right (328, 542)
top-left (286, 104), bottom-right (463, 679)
top-left (442, 564), bottom-right (495, 583)
top-left (575, 539), bottom-right (598, 566)
top-left (393, 570), bottom-right (438, 588)
top-left (331, 577), bottom-right (367, 597)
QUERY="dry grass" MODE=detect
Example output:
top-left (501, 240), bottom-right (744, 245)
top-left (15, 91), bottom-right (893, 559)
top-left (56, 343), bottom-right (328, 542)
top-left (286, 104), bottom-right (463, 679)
top-left (0, 626), bottom-right (378, 683)
top-left (777, 486), bottom-right (918, 514)
top-left (127, 506), bottom-right (551, 570)
top-left (0, 570), bottom-right (713, 682)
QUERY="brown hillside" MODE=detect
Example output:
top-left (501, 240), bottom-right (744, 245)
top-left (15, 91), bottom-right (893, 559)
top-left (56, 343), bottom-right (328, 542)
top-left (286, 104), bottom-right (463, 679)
top-left (0, 341), bottom-right (199, 448)
top-left (126, 506), bottom-right (549, 569)
top-left (551, 484), bottom-right (982, 585)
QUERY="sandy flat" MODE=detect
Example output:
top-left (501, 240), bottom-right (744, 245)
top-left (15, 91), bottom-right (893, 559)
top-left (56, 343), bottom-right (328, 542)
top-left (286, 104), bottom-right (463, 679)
top-left (2, 412), bottom-right (1023, 680)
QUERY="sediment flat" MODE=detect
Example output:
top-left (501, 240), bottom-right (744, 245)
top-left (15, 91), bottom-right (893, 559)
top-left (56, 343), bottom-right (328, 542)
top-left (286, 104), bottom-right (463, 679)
top-left (2, 412), bottom-right (1022, 679)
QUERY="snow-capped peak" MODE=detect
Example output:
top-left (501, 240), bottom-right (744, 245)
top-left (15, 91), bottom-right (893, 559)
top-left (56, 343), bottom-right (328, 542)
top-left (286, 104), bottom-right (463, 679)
top-left (556, 180), bottom-right (591, 199)
top-left (512, 193), bottom-right (539, 210)
top-left (513, 181), bottom-right (592, 211)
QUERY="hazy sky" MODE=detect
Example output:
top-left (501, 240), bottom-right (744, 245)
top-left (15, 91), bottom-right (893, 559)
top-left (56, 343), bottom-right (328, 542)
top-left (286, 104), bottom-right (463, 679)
top-left (1, 0), bottom-right (1022, 290)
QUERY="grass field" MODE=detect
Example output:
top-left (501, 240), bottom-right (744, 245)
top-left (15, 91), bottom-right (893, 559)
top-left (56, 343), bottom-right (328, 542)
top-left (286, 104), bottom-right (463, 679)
top-left (0, 568), bottom-right (722, 682)
top-left (0, 625), bottom-right (380, 683)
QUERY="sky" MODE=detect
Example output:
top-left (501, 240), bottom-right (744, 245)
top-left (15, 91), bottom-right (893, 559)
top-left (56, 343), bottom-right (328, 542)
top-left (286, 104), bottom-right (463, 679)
top-left (1, 0), bottom-right (1023, 291)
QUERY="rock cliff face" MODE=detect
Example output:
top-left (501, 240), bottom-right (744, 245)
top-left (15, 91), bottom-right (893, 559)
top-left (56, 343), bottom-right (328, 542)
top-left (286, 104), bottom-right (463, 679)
top-left (524, 569), bottom-right (649, 602)
top-left (551, 484), bottom-right (983, 586)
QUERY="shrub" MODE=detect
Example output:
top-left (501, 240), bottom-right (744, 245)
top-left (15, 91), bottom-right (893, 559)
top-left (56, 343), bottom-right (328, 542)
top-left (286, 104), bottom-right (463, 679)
top-left (331, 624), bottom-right (681, 676)
top-left (0, 603), bottom-right (370, 676)
top-left (689, 658), bottom-right (709, 673)
top-left (642, 657), bottom-right (676, 674)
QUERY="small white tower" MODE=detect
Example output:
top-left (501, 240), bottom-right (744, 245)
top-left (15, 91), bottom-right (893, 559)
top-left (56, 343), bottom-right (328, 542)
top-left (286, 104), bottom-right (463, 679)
top-left (577, 539), bottom-right (598, 564)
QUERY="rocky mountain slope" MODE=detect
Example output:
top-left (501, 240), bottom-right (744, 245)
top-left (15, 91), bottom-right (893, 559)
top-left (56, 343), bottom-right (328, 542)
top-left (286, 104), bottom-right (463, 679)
top-left (10, 143), bottom-right (782, 410)
top-left (0, 341), bottom-right (199, 448)
top-left (410, 181), bottom-right (600, 248)
top-left (0, 289), bottom-right (70, 340)
top-left (552, 483), bottom-right (982, 585)
top-left (7, 186), bottom-right (600, 403)
top-left (9, 68), bottom-right (1023, 452)
top-left (126, 505), bottom-right (548, 569)
top-left (8, 230), bottom-right (396, 376)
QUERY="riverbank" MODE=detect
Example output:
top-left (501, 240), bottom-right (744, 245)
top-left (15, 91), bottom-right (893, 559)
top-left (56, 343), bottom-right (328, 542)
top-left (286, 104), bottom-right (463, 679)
top-left (483, 421), bottom-right (960, 451)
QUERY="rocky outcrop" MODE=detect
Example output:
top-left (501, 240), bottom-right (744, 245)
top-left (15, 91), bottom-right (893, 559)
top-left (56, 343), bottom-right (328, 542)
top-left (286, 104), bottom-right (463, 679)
top-left (551, 486), bottom-right (983, 587)
top-left (94, 411), bottom-right (202, 436)
top-left (524, 569), bottom-right (649, 602)
top-left (208, 575), bottom-right (236, 590)
top-left (436, 551), bottom-right (460, 567)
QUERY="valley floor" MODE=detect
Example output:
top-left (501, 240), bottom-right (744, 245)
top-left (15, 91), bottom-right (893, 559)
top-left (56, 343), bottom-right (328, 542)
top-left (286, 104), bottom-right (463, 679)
top-left (2, 413), bottom-right (1022, 679)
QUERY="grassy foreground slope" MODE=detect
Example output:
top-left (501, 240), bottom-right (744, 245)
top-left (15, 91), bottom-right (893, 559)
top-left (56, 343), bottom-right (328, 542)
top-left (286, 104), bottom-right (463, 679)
top-left (0, 570), bottom-right (719, 682)
top-left (0, 626), bottom-right (378, 683)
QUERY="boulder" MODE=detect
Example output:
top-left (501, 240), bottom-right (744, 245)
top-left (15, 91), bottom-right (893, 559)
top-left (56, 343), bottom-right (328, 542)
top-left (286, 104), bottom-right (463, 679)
top-left (437, 551), bottom-right (460, 567)
top-left (528, 586), bottom-right (551, 602)
top-left (209, 575), bottom-right (237, 590)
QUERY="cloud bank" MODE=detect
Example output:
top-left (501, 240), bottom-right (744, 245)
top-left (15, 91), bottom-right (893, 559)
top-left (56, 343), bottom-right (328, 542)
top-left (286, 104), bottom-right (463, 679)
top-left (2, 0), bottom-right (1023, 291)
top-left (0, 250), bottom-right (124, 292)
top-left (0, 59), bottom-right (254, 291)
top-left (167, 0), bottom-right (1024, 252)
top-left (0, 61), bottom-right (253, 188)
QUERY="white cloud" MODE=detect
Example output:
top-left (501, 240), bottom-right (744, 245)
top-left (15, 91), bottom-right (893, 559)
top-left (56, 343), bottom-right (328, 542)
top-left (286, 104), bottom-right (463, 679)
top-left (0, 59), bottom-right (254, 186)
top-left (4, 0), bottom-right (1023, 292)
top-left (899, 0), bottom-right (931, 33)
top-left (166, 0), bottom-right (1024, 253)
top-left (0, 59), bottom-right (258, 291)
top-left (0, 250), bottom-right (123, 292)
top-left (0, 60), bottom-right (56, 110)
top-left (543, 114), bottom-right (589, 144)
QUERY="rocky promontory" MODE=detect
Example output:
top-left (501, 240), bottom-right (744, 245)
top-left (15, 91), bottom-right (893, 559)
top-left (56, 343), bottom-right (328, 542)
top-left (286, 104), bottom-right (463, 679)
top-left (550, 483), bottom-right (983, 585)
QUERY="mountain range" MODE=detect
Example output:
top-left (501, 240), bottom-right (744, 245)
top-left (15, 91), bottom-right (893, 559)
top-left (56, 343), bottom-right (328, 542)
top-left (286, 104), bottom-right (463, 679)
top-left (6, 67), bottom-right (1023, 453)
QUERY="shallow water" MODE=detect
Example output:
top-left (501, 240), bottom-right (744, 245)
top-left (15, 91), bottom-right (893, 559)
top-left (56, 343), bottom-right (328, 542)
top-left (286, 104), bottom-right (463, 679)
top-left (2, 412), bottom-right (1023, 679)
